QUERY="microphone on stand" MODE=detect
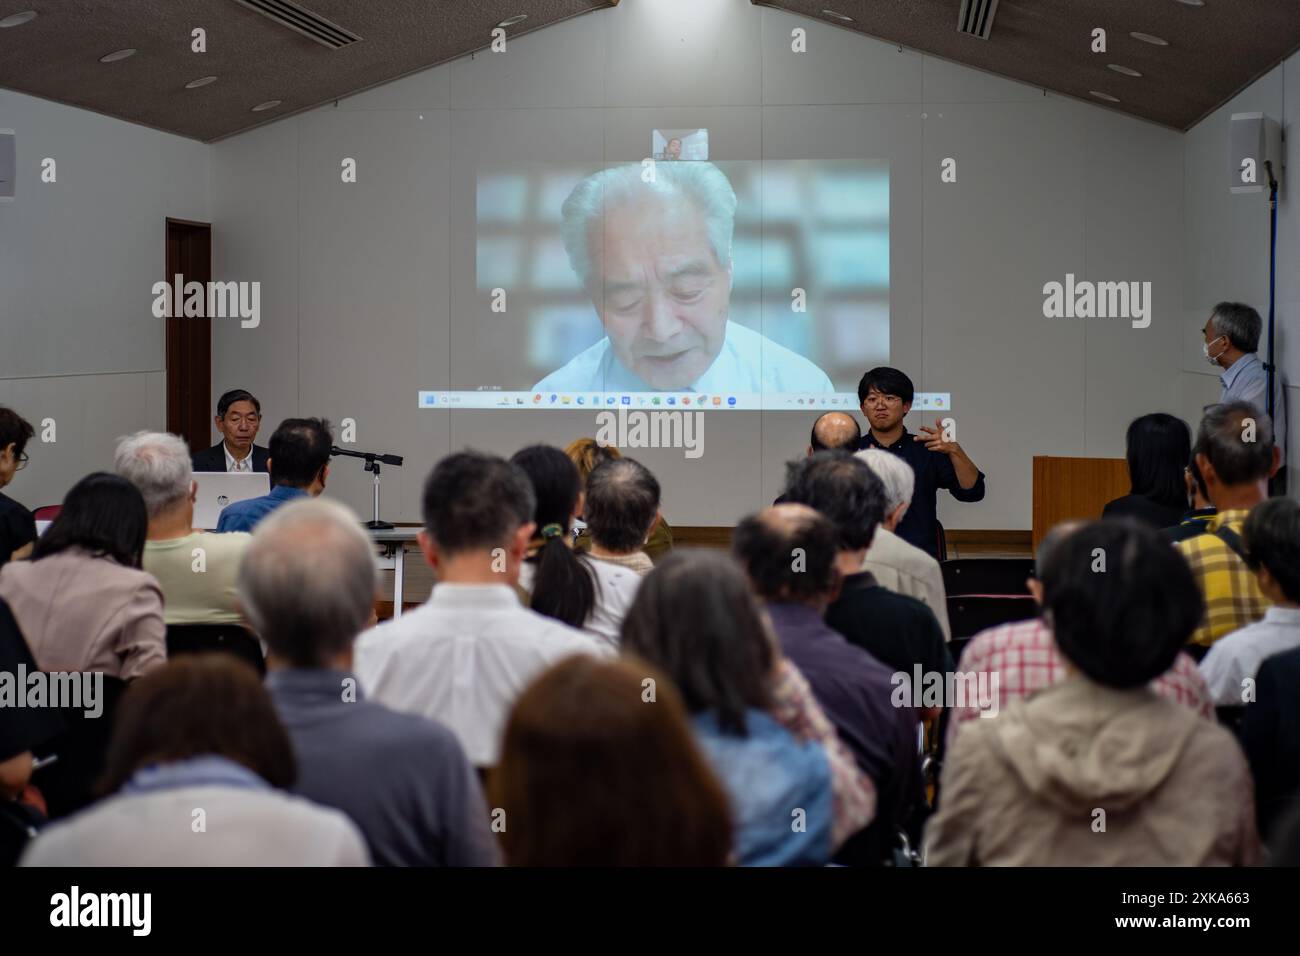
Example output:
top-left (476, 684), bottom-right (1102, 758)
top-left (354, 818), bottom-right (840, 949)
top-left (329, 446), bottom-right (403, 529)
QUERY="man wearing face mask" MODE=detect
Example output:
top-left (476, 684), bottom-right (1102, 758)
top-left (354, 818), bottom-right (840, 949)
top-left (1202, 302), bottom-right (1287, 494)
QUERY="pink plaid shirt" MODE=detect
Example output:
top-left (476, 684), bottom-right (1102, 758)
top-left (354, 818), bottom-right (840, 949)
top-left (948, 618), bottom-right (1213, 748)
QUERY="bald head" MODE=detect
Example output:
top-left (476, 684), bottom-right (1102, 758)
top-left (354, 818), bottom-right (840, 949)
top-left (810, 411), bottom-right (862, 453)
top-left (238, 498), bottom-right (377, 667)
top-left (732, 503), bottom-right (839, 604)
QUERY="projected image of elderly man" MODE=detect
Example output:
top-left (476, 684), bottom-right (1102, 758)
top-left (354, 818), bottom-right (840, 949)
top-left (534, 162), bottom-right (835, 394)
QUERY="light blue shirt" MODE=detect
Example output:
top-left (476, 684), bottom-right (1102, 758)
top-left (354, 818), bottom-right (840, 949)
top-left (534, 320), bottom-right (835, 393)
top-left (1220, 352), bottom-right (1287, 457)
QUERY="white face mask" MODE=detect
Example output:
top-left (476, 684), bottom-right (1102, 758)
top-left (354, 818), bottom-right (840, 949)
top-left (1203, 335), bottom-right (1227, 366)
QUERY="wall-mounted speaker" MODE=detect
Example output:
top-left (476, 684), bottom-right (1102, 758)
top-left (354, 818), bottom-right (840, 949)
top-left (0, 129), bottom-right (14, 201)
top-left (1229, 111), bottom-right (1282, 195)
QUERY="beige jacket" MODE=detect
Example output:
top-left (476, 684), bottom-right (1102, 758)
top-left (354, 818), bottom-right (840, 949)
top-left (861, 527), bottom-right (951, 641)
top-left (925, 677), bottom-right (1260, 866)
top-left (0, 548), bottom-right (166, 681)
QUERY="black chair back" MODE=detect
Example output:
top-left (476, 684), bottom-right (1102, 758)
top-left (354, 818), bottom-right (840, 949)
top-left (30, 674), bottom-right (128, 820)
top-left (941, 558), bottom-right (1035, 597)
top-left (946, 596), bottom-right (1037, 641)
top-left (166, 623), bottom-right (266, 676)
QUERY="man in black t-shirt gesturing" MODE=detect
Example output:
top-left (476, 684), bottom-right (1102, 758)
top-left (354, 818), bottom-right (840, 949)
top-left (856, 367), bottom-right (985, 559)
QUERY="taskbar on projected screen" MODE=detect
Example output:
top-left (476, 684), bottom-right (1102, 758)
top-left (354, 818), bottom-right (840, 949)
top-left (417, 391), bottom-right (952, 411)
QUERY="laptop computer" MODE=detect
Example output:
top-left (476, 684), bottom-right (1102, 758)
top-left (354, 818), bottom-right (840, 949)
top-left (193, 472), bottom-right (270, 530)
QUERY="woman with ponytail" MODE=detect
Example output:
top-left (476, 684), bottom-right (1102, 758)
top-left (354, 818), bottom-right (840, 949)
top-left (510, 445), bottom-right (641, 647)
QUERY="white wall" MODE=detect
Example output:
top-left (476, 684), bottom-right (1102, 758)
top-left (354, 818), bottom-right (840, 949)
top-left (0, 88), bottom-right (209, 511)
top-left (207, 0), bottom-right (1193, 529)
top-left (1183, 51), bottom-right (1298, 485)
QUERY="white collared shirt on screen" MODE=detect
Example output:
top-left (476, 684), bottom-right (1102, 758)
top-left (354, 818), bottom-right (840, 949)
top-left (533, 320), bottom-right (835, 394)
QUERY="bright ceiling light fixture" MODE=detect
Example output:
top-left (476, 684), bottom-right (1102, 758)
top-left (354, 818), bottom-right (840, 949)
top-left (497, 14), bottom-right (527, 28)
top-left (99, 48), bottom-right (137, 63)
top-left (251, 99), bottom-right (282, 112)
top-left (1089, 90), bottom-right (1121, 103)
top-left (185, 76), bottom-right (218, 89)
top-left (1108, 64), bottom-right (1143, 77)
top-left (1130, 32), bottom-right (1170, 46)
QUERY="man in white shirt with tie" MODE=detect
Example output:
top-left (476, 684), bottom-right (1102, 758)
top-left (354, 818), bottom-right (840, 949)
top-left (354, 451), bottom-right (605, 767)
top-left (534, 161), bottom-right (834, 395)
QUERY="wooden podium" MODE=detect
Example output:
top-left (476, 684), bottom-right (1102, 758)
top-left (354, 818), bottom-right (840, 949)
top-left (1031, 457), bottom-right (1130, 550)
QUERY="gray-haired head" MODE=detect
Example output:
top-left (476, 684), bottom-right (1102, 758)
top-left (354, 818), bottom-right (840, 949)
top-left (560, 161), bottom-right (737, 291)
top-left (113, 430), bottom-right (193, 520)
top-left (854, 447), bottom-right (915, 513)
top-left (1195, 400), bottom-right (1275, 487)
top-left (1209, 302), bottom-right (1262, 354)
top-left (585, 456), bottom-right (661, 554)
top-left (238, 497), bottom-right (377, 668)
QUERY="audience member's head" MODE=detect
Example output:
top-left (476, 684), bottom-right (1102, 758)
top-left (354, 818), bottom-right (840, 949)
top-left (621, 549), bottom-right (773, 736)
top-left (854, 447), bottom-right (915, 532)
top-left (733, 505), bottom-right (840, 608)
top-left (267, 417), bottom-right (332, 492)
top-left (1124, 413), bottom-right (1191, 510)
top-left (781, 450), bottom-right (886, 554)
top-left (31, 472), bottom-right (147, 569)
top-left (113, 431), bottom-right (194, 527)
top-left (1185, 450), bottom-right (1211, 510)
top-left (563, 437), bottom-right (622, 484)
top-left (1193, 401), bottom-right (1277, 505)
top-left (809, 411), bottom-right (861, 453)
top-left (857, 366), bottom-right (914, 433)
top-left (1041, 521), bottom-right (1203, 688)
top-left (1243, 498), bottom-right (1300, 608)
top-left (585, 457), bottom-right (660, 555)
top-left (490, 655), bottom-right (731, 866)
top-left (97, 655), bottom-right (296, 795)
top-left (215, 389), bottom-right (263, 456)
top-left (1027, 519), bottom-right (1083, 605)
top-left (511, 445), bottom-right (594, 629)
top-left (1204, 302), bottom-right (1262, 366)
top-left (239, 498), bottom-right (378, 669)
top-left (420, 451), bottom-right (536, 583)
top-left (0, 406), bottom-right (34, 491)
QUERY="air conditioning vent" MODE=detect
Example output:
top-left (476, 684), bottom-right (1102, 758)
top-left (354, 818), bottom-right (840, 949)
top-left (231, 0), bottom-right (362, 50)
top-left (957, 0), bottom-right (1000, 40)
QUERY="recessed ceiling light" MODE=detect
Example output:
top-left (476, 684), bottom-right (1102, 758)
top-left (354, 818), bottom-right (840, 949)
top-left (185, 75), bottom-right (218, 89)
top-left (99, 48), bottom-right (136, 63)
top-left (1108, 64), bottom-right (1143, 77)
top-left (822, 9), bottom-right (855, 21)
top-left (497, 14), bottom-right (527, 28)
top-left (1089, 90), bottom-right (1121, 103)
top-left (0, 10), bottom-right (37, 28)
top-left (1130, 32), bottom-right (1169, 46)
top-left (251, 100), bottom-right (282, 112)
top-left (1174, 0), bottom-right (1205, 6)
